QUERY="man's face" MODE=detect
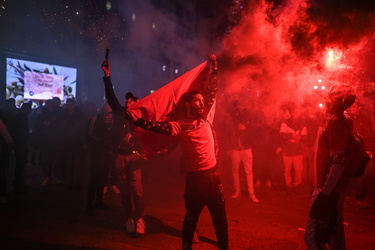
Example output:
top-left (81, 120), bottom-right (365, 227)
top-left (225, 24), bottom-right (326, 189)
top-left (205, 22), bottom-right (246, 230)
top-left (187, 94), bottom-right (204, 116)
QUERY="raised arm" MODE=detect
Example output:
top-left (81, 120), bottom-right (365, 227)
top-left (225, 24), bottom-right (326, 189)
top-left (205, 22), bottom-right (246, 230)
top-left (126, 109), bottom-right (182, 136)
top-left (133, 118), bottom-right (173, 136)
top-left (204, 54), bottom-right (218, 111)
top-left (101, 60), bottom-right (124, 112)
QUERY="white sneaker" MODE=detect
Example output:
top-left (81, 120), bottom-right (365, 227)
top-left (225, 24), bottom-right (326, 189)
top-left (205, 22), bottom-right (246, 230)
top-left (103, 186), bottom-right (108, 195)
top-left (250, 194), bottom-right (259, 203)
top-left (125, 218), bottom-right (135, 233)
top-left (136, 218), bottom-right (145, 235)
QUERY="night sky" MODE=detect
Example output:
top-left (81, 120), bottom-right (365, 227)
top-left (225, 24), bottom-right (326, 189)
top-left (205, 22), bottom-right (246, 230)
top-left (1, 0), bottom-right (375, 113)
top-left (0, 0), bottom-right (231, 104)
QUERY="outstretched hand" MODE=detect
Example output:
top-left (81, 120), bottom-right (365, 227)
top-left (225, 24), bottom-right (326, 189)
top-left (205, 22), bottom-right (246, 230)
top-left (207, 54), bottom-right (218, 71)
top-left (101, 60), bottom-right (110, 77)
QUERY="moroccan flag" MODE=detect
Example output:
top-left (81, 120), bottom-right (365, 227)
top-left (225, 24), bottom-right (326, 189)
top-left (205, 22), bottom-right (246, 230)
top-left (128, 60), bottom-right (214, 159)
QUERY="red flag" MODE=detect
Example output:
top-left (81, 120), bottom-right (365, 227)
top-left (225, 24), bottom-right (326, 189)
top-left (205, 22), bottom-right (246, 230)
top-left (129, 61), bottom-right (212, 159)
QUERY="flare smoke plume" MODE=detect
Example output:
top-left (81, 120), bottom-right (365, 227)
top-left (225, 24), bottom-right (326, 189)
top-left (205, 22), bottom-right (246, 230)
top-left (218, 0), bottom-right (375, 123)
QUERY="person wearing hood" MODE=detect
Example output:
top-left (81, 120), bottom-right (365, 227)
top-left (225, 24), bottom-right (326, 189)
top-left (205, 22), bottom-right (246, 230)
top-left (304, 85), bottom-right (356, 249)
top-left (86, 102), bottom-right (116, 216)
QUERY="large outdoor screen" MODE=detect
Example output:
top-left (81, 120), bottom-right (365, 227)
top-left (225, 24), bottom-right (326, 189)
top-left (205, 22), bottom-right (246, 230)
top-left (5, 57), bottom-right (77, 104)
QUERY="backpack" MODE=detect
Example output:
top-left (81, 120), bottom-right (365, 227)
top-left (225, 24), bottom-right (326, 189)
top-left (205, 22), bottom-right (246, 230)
top-left (343, 129), bottom-right (372, 178)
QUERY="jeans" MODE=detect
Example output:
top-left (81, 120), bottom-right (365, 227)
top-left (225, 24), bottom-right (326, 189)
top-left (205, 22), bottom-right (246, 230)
top-left (116, 154), bottom-right (145, 219)
top-left (282, 154), bottom-right (304, 188)
top-left (228, 148), bottom-right (255, 195)
top-left (182, 168), bottom-right (228, 250)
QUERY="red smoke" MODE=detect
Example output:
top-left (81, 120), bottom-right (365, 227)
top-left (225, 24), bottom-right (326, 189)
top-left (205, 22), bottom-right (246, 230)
top-left (218, 0), bottom-right (375, 122)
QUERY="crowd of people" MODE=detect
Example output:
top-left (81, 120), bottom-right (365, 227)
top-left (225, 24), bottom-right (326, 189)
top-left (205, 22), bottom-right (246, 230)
top-left (0, 97), bottom-right (110, 196)
top-left (1, 54), bottom-right (375, 250)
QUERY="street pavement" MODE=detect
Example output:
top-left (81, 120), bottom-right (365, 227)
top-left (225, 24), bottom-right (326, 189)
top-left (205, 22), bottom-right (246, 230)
top-left (1, 156), bottom-right (375, 250)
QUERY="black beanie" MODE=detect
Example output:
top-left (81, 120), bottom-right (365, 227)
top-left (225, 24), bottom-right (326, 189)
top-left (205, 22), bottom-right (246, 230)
top-left (125, 92), bottom-right (138, 101)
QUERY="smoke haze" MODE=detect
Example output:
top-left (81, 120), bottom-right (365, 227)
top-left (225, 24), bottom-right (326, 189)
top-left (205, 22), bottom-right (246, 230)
top-left (217, 0), bottom-right (375, 125)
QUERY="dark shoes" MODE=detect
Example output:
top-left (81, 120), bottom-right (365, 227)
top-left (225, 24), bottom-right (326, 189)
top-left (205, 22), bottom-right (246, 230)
top-left (67, 182), bottom-right (82, 191)
top-left (182, 243), bottom-right (192, 250)
top-left (287, 186), bottom-right (301, 195)
top-left (95, 201), bottom-right (110, 210)
top-left (86, 201), bottom-right (109, 216)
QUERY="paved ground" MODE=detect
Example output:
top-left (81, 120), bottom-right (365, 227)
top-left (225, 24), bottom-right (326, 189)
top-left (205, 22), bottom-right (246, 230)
top-left (1, 153), bottom-right (375, 250)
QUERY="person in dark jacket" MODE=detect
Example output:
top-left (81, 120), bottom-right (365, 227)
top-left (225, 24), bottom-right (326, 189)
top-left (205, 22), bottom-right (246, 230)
top-left (35, 99), bottom-right (58, 186)
top-left (101, 61), bottom-right (146, 236)
top-left (226, 100), bottom-right (259, 202)
top-left (10, 102), bottom-right (31, 193)
top-left (86, 102), bottom-right (115, 216)
top-left (279, 102), bottom-right (307, 195)
top-left (62, 98), bottom-right (87, 191)
top-left (304, 85), bottom-right (356, 249)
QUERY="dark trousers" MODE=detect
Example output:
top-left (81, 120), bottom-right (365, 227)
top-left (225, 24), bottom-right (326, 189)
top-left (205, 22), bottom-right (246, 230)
top-left (65, 149), bottom-right (84, 188)
top-left (13, 143), bottom-right (28, 188)
top-left (0, 154), bottom-right (6, 196)
top-left (182, 169), bottom-right (228, 250)
top-left (87, 150), bottom-right (112, 207)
